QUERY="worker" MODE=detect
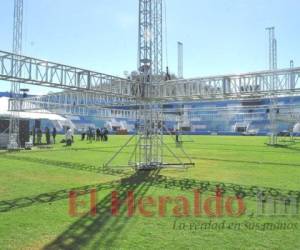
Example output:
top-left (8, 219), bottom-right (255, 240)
top-left (45, 127), bottom-right (51, 145)
top-left (37, 128), bottom-right (42, 145)
top-left (81, 131), bottom-right (86, 141)
top-left (96, 128), bottom-right (101, 141)
top-left (52, 127), bottom-right (57, 144)
top-left (175, 129), bottom-right (180, 143)
top-left (103, 127), bottom-right (109, 141)
top-left (32, 128), bottom-right (36, 145)
top-left (65, 127), bottom-right (73, 146)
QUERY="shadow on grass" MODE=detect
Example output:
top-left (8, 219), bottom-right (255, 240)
top-left (189, 155), bottom-right (300, 168)
top-left (269, 143), bottom-right (300, 153)
top-left (43, 170), bottom-right (300, 249)
top-left (1, 154), bottom-right (130, 177)
top-left (20, 144), bottom-right (136, 154)
top-left (150, 175), bottom-right (300, 200)
top-left (3, 153), bottom-right (300, 199)
top-left (0, 180), bottom-right (119, 213)
top-left (6, 146), bottom-right (300, 172)
top-left (0, 169), bottom-right (298, 216)
top-left (179, 143), bottom-right (300, 155)
top-left (44, 170), bottom-right (160, 250)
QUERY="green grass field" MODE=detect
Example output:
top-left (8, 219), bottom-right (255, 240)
top-left (0, 135), bottom-right (300, 249)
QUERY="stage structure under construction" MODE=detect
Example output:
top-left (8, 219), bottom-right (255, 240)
top-left (1, 0), bottom-right (300, 167)
top-left (4, 0), bottom-right (195, 170)
top-left (106, 0), bottom-right (194, 169)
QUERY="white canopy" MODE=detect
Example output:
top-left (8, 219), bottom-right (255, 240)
top-left (0, 97), bottom-right (67, 121)
top-left (293, 123), bottom-right (300, 133)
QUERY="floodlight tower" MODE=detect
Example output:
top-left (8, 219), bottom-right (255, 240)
top-left (266, 27), bottom-right (277, 72)
top-left (178, 41), bottom-right (183, 78)
top-left (8, 0), bottom-right (23, 149)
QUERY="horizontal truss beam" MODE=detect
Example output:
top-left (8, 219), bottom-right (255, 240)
top-left (1, 50), bottom-right (300, 102)
top-left (9, 97), bottom-right (300, 123)
top-left (0, 50), bottom-right (136, 99)
top-left (154, 68), bottom-right (300, 101)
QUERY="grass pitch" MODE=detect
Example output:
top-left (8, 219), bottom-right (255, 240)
top-left (0, 135), bottom-right (300, 249)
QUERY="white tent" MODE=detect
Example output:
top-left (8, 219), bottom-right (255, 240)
top-left (0, 97), bottom-right (75, 147)
top-left (0, 97), bottom-right (67, 122)
top-left (293, 123), bottom-right (300, 133)
top-left (105, 118), bottom-right (128, 131)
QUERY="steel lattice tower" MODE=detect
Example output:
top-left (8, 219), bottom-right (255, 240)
top-left (104, 0), bottom-right (193, 169)
top-left (153, 0), bottom-right (163, 79)
top-left (8, 0), bottom-right (23, 149)
top-left (135, 0), bottom-right (163, 169)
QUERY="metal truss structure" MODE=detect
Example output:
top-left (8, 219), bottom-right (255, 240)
top-left (9, 91), bottom-right (136, 108)
top-left (133, 0), bottom-right (183, 170)
top-left (8, 95), bottom-right (137, 119)
top-left (1, 0), bottom-right (193, 170)
top-left (157, 67), bottom-right (300, 101)
top-left (2, 1), bottom-right (300, 166)
top-left (0, 50), bottom-right (135, 101)
top-left (176, 105), bottom-right (300, 123)
top-left (9, 95), bottom-right (300, 125)
top-left (153, 0), bottom-right (163, 78)
top-left (2, 50), bottom-right (300, 102)
top-left (9, 102), bottom-right (135, 120)
top-left (8, 0), bottom-right (23, 149)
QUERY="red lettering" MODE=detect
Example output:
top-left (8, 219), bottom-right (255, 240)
top-left (159, 196), bottom-right (172, 217)
top-left (225, 197), bottom-right (245, 217)
top-left (173, 196), bottom-right (190, 217)
top-left (138, 196), bottom-right (156, 217)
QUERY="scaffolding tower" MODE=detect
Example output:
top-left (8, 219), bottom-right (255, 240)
top-left (104, 0), bottom-right (194, 170)
top-left (8, 0), bottom-right (23, 150)
top-left (136, 0), bottom-right (163, 169)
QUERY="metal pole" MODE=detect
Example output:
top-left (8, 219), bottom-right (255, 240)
top-left (178, 41), bottom-right (183, 78)
top-left (266, 27), bottom-right (278, 146)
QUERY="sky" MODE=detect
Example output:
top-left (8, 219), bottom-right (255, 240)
top-left (0, 0), bottom-right (300, 94)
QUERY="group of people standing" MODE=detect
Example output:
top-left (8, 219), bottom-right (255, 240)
top-left (31, 126), bottom-right (109, 147)
top-left (32, 127), bottom-right (56, 145)
top-left (81, 127), bottom-right (109, 142)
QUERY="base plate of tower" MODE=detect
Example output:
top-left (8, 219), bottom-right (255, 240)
top-left (134, 162), bottom-right (163, 171)
top-left (7, 134), bottom-right (20, 151)
top-left (134, 162), bottom-right (195, 171)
